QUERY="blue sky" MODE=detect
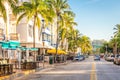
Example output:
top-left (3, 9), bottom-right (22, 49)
top-left (68, 0), bottom-right (120, 41)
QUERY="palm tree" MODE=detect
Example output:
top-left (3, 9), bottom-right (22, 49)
top-left (0, 0), bottom-right (18, 37)
top-left (59, 12), bottom-right (77, 50)
top-left (112, 24), bottom-right (120, 54)
top-left (114, 24), bottom-right (120, 37)
top-left (0, 0), bottom-right (18, 22)
top-left (110, 38), bottom-right (117, 54)
top-left (48, 0), bottom-right (70, 55)
top-left (16, 0), bottom-right (53, 48)
top-left (68, 29), bottom-right (81, 53)
top-left (15, 0), bottom-right (55, 62)
top-left (80, 36), bottom-right (92, 54)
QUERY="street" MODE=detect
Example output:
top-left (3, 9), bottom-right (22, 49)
top-left (15, 56), bottom-right (120, 80)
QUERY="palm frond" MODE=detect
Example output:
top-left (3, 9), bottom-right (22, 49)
top-left (0, 1), bottom-right (7, 22)
top-left (16, 12), bottom-right (26, 25)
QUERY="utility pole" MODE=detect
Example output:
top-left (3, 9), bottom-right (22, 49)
top-left (105, 45), bottom-right (107, 54)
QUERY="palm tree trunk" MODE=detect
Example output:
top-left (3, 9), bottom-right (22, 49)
top-left (113, 42), bottom-right (117, 54)
top-left (33, 15), bottom-right (36, 61)
top-left (61, 41), bottom-right (64, 49)
top-left (115, 42), bottom-right (117, 54)
top-left (55, 13), bottom-right (60, 63)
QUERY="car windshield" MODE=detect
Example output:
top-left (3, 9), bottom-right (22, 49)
top-left (118, 56), bottom-right (120, 58)
top-left (95, 55), bottom-right (99, 57)
top-left (111, 55), bottom-right (115, 57)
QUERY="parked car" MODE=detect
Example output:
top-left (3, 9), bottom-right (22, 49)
top-left (100, 54), bottom-right (104, 58)
top-left (113, 55), bottom-right (120, 65)
top-left (94, 55), bottom-right (100, 61)
top-left (73, 55), bottom-right (85, 61)
top-left (105, 55), bottom-right (115, 62)
top-left (85, 54), bottom-right (89, 58)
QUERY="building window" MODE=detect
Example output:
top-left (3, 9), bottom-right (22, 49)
top-left (38, 28), bottom-right (41, 41)
top-left (42, 33), bottom-right (45, 41)
top-left (48, 35), bottom-right (51, 42)
top-left (45, 34), bottom-right (47, 41)
top-left (28, 24), bottom-right (33, 38)
top-left (42, 33), bottom-right (49, 41)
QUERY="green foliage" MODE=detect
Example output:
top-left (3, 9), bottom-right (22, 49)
top-left (0, 0), bottom-right (18, 23)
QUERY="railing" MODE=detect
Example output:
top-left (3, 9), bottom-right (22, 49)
top-left (9, 33), bottom-right (20, 41)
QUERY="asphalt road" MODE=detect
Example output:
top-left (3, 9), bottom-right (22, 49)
top-left (15, 56), bottom-right (120, 80)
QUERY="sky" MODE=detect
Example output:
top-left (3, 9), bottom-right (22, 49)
top-left (68, 0), bottom-right (120, 41)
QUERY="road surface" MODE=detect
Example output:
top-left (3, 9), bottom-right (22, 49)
top-left (15, 56), bottom-right (120, 80)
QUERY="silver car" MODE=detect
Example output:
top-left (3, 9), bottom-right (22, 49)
top-left (73, 55), bottom-right (85, 61)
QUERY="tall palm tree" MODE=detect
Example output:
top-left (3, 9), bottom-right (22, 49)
top-left (80, 36), bottom-right (92, 54)
top-left (59, 12), bottom-right (77, 49)
top-left (0, 0), bottom-right (18, 22)
top-left (48, 0), bottom-right (70, 54)
top-left (114, 24), bottom-right (120, 37)
top-left (15, 0), bottom-right (55, 62)
top-left (0, 0), bottom-right (18, 38)
top-left (110, 38), bottom-right (117, 54)
top-left (112, 24), bottom-right (120, 54)
top-left (16, 0), bottom-right (53, 48)
top-left (68, 29), bottom-right (81, 53)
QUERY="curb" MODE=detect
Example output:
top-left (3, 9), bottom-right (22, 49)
top-left (0, 69), bottom-right (36, 80)
top-left (0, 61), bottom-right (71, 80)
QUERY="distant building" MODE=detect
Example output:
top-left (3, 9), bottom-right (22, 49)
top-left (92, 40), bottom-right (105, 52)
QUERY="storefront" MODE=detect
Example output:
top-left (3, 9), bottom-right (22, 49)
top-left (0, 40), bottom-right (20, 76)
top-left (47, 49), bottom-right (67, 63)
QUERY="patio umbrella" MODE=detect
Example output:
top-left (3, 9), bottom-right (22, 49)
top-left (47, 49), bottom-right (66, 55)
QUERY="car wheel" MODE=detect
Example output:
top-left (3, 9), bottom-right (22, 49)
top-left (113, 61), bottom-right (116, 64)
top-left (116, 61), bottom-right (119, 65)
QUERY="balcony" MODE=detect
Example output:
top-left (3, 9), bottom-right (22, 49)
top-left (9, 33), bottom-right (20, 41)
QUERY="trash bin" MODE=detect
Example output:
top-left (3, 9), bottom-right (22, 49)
top-left (49, 56), bottom-right (53, 64)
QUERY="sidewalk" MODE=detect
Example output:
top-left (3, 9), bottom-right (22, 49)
top-left (0, 61), bottom-right (71, 80)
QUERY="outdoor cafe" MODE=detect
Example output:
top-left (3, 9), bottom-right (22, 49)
top-left (0, 40), bottom-right (20, 76)
top-left (47, 49), bottom-right (67, 63)
top-left (0, 41), bottom-right (39, 76)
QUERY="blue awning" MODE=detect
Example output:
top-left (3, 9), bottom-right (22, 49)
top-left (30, 48), bottom-right (38, 51)
top-left (0, 41), bottom-right (20, 50)
top-left (0, 41), bottom-right (38, 51)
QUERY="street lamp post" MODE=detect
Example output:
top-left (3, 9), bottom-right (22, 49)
top-left (42, 19), bottom-right (45, 68)
top-left (105, 45), bottom-right (107, 54)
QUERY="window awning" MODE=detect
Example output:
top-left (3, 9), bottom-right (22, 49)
top-left (9, 40), bottom-right (20, 47)
top-left (0, 41), bottom-right (39, 51)
top-left (20, 47), bottom-right (38, 51)
top-left (29, 48), bottom-right (38, 51)
top-left (0, 40), bottom-right (20, 50)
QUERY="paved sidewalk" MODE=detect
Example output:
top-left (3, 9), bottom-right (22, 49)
top-left (0, 61), bottom-right (71, 80)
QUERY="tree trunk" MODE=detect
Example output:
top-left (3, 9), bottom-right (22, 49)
top-left (33, 15), bottom-right (36, 61)
top-left (55, 13), bottom-right (60, 63)
top-left (61, 41), bottom-right (64, 49)
top-left (113, 42), bottom-right (117, 54)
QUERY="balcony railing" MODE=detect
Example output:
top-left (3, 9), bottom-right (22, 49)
top-left (9, 33), bottom-right (20, 41)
